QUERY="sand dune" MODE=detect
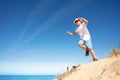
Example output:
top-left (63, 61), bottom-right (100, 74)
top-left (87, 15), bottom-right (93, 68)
top-left (58, 48), bottom-right (120, 80)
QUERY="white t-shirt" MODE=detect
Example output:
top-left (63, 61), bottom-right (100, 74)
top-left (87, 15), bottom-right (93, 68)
top-left (75, 22), bottom-right (90, 40)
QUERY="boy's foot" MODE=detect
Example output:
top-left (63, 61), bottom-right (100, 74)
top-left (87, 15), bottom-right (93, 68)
top-left (93, 58), bottom-right (98, 61)
top-left (85, 50), bottom-right (89, 56)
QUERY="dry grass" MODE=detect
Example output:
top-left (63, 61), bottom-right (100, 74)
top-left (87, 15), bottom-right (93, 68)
top-left (57, 65), bottom-right (79, 80)
top-left (57, 72), bottom-right (68, 80)
top-left (109, 47), bottom-right (120, 57)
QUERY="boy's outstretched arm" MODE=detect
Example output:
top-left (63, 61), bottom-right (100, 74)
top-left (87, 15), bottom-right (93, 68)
top-left (67, 31), bottom-right (77, 36)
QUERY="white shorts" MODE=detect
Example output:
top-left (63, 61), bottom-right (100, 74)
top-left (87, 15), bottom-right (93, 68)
top-left (78, 39), bottom-right (93, 49)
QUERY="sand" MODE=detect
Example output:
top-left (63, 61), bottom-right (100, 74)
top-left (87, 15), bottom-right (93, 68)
top-left (60, 55), bottom-right (120, 80)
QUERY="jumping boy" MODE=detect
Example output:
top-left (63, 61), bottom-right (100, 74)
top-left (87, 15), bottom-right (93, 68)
top-left (67, 17), bottom-right (98, 61)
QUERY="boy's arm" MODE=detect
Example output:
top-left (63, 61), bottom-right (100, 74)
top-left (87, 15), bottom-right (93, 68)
top-left (67, 31), bottom-right (77, 36)
top-left (77, 17), bottom-right (88, 24)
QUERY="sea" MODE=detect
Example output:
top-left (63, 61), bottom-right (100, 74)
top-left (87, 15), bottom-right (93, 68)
top-left (0, 75), bottom-right (57, 80)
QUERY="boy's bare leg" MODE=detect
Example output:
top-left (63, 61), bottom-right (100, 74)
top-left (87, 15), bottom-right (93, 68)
top-left (89, 49), bottom-right (96, 59)
top-left (78, 44), bottom-right (97, 59)
top-left (78, 44), bottom-right (86, 50)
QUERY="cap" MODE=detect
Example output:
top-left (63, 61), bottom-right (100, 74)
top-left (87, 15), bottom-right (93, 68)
top-left (73, 18), bottom-right (79, 24)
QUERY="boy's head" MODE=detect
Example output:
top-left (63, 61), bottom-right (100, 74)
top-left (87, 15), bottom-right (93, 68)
top-left (74, 18), bottom-right (82, 26)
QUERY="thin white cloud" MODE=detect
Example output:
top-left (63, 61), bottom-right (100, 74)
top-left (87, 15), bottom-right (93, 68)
top-left (16, 0), bottom-right (56, 42)
top-left (9, 0), bottom-right (56, 53)
top-left (9, 0), bottom-right (93, 53)
top-left (23, 0), bottom-right (93, 45)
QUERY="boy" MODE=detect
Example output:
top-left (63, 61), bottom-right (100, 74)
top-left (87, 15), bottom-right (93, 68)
top-left (67, 17), bottom-right (98, 61)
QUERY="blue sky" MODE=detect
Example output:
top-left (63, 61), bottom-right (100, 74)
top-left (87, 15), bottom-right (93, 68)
top-left (0, 0), bottom-right (120, 75)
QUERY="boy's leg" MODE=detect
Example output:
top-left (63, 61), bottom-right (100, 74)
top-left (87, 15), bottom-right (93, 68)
top-left (79, 39), bottom-right (98, 61)
top-left (79, 44), bottom-right (86, 50)
top-left (89, 49), bottom-right (97, 59)
top-left (78, 40), bottom-right (88, 50)
top-left (85, 40), bottom-right (98, 60)
top-left (78, 40), bottom-right (89, 56)
top-left (78, 44), bottom-right (89, 56)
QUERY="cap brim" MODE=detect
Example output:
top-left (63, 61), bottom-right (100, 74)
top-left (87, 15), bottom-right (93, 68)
top-left (74, 20), bottom-right (79, 24)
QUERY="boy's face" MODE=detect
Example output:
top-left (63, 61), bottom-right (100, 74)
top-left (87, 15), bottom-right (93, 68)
top-left (75, 21), bottom-right (81, 26)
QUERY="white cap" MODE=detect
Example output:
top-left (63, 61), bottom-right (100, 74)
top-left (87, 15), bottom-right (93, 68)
top-left (73, 18), bottom-right (79, 24)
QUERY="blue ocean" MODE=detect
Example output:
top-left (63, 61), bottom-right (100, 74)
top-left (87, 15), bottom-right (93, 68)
top-left (0, 75), bottom-right (57, 80)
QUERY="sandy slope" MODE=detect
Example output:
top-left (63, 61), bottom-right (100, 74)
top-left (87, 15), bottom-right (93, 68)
top-left (62, 55), bottom-right (120, 80)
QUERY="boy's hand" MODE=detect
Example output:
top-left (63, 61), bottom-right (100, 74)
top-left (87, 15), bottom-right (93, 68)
top-left (67, 31), bottom-right (71, 35)
top-left (67, 31), bottom-right (73, 36)
top-left (67, 31), bottom-right (76, 36)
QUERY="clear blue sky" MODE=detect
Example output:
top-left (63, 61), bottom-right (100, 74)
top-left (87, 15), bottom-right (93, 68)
top-left (0, 0), bottom-right (120, 75)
